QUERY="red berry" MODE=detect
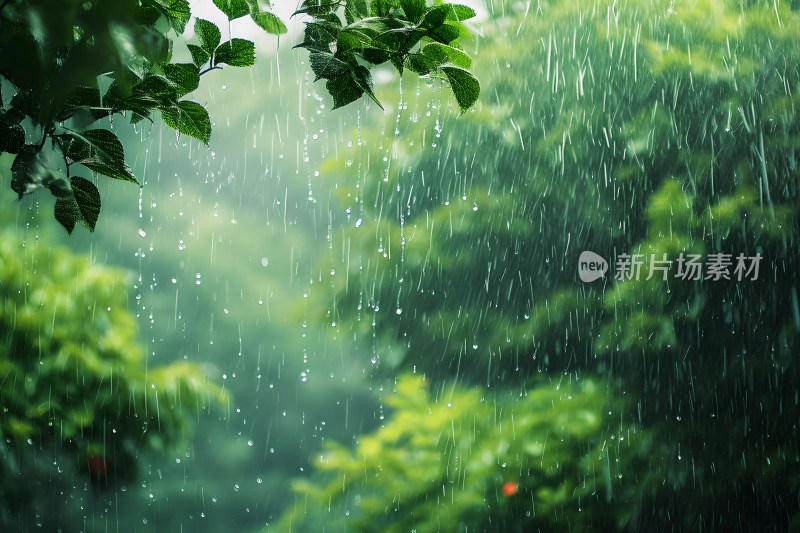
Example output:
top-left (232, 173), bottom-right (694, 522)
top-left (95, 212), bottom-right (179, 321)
top-left (502, 481), bottom-right (518, 497)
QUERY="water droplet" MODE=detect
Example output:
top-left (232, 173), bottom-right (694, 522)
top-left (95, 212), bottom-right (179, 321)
top-left (138, 229), bottom-right (147, 237)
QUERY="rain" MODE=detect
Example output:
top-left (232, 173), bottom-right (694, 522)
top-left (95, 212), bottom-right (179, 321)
top-left (0, 0), bottom-right (798, 531)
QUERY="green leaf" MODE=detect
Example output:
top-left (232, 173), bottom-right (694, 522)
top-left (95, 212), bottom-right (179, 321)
top-left (161, 101), bottom-right (212, 144)
top-left (400, 0), bottom-right (426, 22)
top-left (390, 53), bottom-right (404, 74)
top-left (293, 0), bottom-right (341, 17)
top-left (294, 21), bottom-right (341, 53)
top-left (336, 31), bottom-right (363, 53)
top-left (214, 39), bottom-right (256, 67)
top-left (54, 195), bottom-right (81, 234)
top-left (323, 65), bottom-right (380, 110)
top-left (310, 52), bottom-right (350, 80)
top-left (10, 145), bottom-right (70, 198)
top-left (187, 44), bottom-right (211, 67)
top-left (250, 11), bottom-right (287, 34)
top-left (405, 54), bottom-right (436, 75)
top-left (428, 21), bottom-right (461, 44)
top-left (362, 47), bottom-right (391, 64)
top-left (420, 5), bottom-right (449, 29)
top-left (446, 4), bottom-right (477, 21)
top-left (57, 87), bottom-right (104, 122)
top-left (136, 1), bottom-right (162, 26)
top-left (440, 65), bottom-right (479, 112)
top-left (422, 42), bottom-right (471, 69)
top-left (10, 146), bottom-right (39, 197)
top-left (162, 63), bottom-right (200, 95)
top-left (326, 74), bottom-right (364, 110)
top-left (60, 129), bottom-right (138, 183)
top-left (213, 0), bottom-right (251, 19)
top-left (71, 177), bottom-right (101, 231)
top-left (0, 125), bottom-right (25, 154)
top-left (344, 0), bottom-right (369, 24)
top-left (351, 64), bottom-right (382, 108)
top-left (194, 19), bottom-right (221, 53)
top-left (163, 0), bottom-right (192, 33)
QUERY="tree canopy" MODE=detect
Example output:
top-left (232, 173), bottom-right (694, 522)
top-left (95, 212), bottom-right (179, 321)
top-left (0, 0), bottom-right (480, 233)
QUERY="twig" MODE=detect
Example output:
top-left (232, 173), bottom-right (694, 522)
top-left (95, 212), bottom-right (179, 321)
top-left (199, 65), bottom-right (222, 76)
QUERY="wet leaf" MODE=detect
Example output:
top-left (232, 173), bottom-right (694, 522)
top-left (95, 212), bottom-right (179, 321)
top-left (161, 100), bottom-right (212, 144)
top-left (250, 11), bottom-right (287, 34)
top-left (213, 39), bottom-right (256, 67)
top-left (441, 64), bottom-right (479, 112)
top-left (194, 18), bottom-right (221, 53)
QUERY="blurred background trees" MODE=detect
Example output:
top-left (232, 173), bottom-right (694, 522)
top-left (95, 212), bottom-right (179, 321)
top-left (0, 0), bottom-right (798, 531)
top-left (288, 0), bottom-right (800, 529)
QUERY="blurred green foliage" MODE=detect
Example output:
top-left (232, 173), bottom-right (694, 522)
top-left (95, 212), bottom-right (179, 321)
top-left (287, 0), bottom-right (800, 529)
top-left (278, 375), bottom-right (647, 532)
top-left (0, 231), bottom-right (228, 528)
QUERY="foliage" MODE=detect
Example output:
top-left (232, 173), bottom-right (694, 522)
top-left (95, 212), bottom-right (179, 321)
top-left (0, 231), bottom-right (228, 527)
top-left (294, 0), bottom-right (479, 111)
top-left (294, 0), bottom-right (800, 529)
top-left (0, 0), bottom-right (478, 234)
top-left (277, 374), bottom-right (647, 532)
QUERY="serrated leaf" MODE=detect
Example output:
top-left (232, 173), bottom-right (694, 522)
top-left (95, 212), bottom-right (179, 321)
top-left (344, 0), bottom-right (369, 24)
top-left (422, 42), bottom-right (471, 69)
top-left (336, 31), bottom-right (363, 53)
top-left (54, 196), bottom-right (81, 234)
top-left (351, 64), bottom-right (381, 108)
top-left (0, 125), bottom-right (25, 154)
top-left (213, 0), bottom-right (250, 19)
top-left (362, 47), bottom-right (390, 64)
top-left (61, 129), bottom-right (137, 183)
top-left (214, 39), bottom-right (256, 67)
top-left (187, 44), bottom-right (211, 67)
top-left (293, 0), bottom-right (340, 17)
top-left (133, 75), bottom-right (179, 104)
top-left (163, 0), bottom-right (192, 33)
top-left (405, 54), bottom-right (436, 75)
top-left (446, 4), bottom-right (476, 21)
top-left (370, 0), bottom-right (392, 16)
top-left (440, 65), bottom-right (479, 113)
top-left (294, 21), bottom-right (341, 53)
top-left (136, 1), bottom-right (162, 26)
top-left (161, 101), bottom-right (212, 144)
top-left (420, 5), bottom-right (449, 29)
top-left (70, 177), bottom-right (101, 231)
top-left (309, 52), bottom-right (350, 80)
top-left (251, 11), bottom-right (287, 34)
top-left (400, 0), bottom-right (426, 22)
top-left (194, 19), bottom-right (221, 53)
top-left (57, 87), bottom-right (103, 122)
top-left (428, 21), bottom-right (461, 44)
top-left (326, 75), bottom-right (364, 110)
top-left (390, 54), bottom-right (404, 74)
top-left (162, 63), bottom-right (200, 95)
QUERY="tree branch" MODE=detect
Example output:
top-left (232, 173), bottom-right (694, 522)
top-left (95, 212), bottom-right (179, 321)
top-left (199, 65), bottom-right (222, 76)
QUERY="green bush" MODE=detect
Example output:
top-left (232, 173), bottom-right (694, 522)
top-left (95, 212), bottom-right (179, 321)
top-left (277, 375), bottom-right (647, 532)
top-left (0, 231), bottom-right (228, 527)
